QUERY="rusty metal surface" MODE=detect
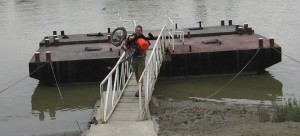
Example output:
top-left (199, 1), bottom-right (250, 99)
top-left (30, 40), bottom-right (157, 63)
top-left (168, 34), bottom-right (280, 54)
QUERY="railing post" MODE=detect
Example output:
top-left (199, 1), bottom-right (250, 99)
top-left (139, 82), bottom-right (143, 119)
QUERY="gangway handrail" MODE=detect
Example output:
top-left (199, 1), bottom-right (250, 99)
top-left (99, 52), bottom-right (133, 123)
top-left (166, 9), bottom-right (184, 51)
top-left (138, 26), bottom-right (166, 120)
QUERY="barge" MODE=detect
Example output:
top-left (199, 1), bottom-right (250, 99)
top-left (28, 21), bottom-right (281, 84)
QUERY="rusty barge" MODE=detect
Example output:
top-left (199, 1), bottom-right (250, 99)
top-left (28, 21), bottom-right (282, 84)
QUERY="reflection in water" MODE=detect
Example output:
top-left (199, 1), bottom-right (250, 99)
top-left (154, 72), bottom-right (282, 102)
top-left (31, 84), bottom-right (99, 121)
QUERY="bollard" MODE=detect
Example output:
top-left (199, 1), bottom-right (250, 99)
top-left (53, 31), bottom-right (57, 35)
top-left (110, 48), bottom-right (112, 52)
top-left (61, 30), bottom-right (65, 36)
top-left (189, 46), bottom-right (192, 52)
top-left (45, 38), bottom-right (50, 47)
top-left (235, 25), bottom-right (239, 31)
top-left (175, 23), bottom-right (178, 30)
top-left (198, 21), bottom-right (202, 28)
top-left (34, 52), bottom-right (40, 63)
top-left (229, 20), bottom-right (232, 25)
top-left (221, 20), bottom-right (225, 26)
top-left (54, 38), bottom-right (59, 46)
top-left (187, 30), bottom-right (191, 38)
top-left (269, 37), bottom-right (274, 47)
top-left (118, 51), bottom-right (121, 56)
top-left (46, 51), bottom-right (52, 61)
top-left (53, 35), bottom-right (57, 41)
top-left (247, 26), bottom-right (253, 34)
top-left (258, 38), bottom-right (263, 48)
top-left (108, 35), bottom-right (111, 43)
top-left (237, 26), bottom-right (244, 35)
top-left (244, 23), bottom-right (248, 29)
top-left (108, 28), bottom-right (110, 33)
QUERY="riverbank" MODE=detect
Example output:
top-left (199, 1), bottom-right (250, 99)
top-left (149, 96), bottom-right (300, 136)
top-left (38, 131), bottom-right (81, 136)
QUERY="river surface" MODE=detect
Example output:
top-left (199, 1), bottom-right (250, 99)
top-left (0, 0), bottom-right (300, 135)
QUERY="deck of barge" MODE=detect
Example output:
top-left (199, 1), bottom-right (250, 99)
top-left (29, 25), bottom-right (281, 84)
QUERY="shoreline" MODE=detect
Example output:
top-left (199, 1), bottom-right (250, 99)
top-left (149, 96), bottom-right (300, 136)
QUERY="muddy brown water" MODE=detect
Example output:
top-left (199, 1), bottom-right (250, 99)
top-left (0, 0), bottom-right (300, 135)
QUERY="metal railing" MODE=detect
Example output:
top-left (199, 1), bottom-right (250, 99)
top-left (167, 9), bottom-right (184, 51)
top-left (138, 26), bottom-right (166, 120)
top-left (99, 26), bottom-right (166, 122)
top-left (99, 52), bottom-right (133, 123)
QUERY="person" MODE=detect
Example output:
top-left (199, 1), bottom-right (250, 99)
top-left (125, 25), bottom-right (150, 97)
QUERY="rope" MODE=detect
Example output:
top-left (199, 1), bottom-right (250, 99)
top-left (49, 61), bottom-right (64, 102)
top-left (0, 62), bottom-right (49, 94)
top-left (206, 48), bottom-right (260, 99)
top-left (272, 48), bottom-right (300, 64)
top-left (155, 48), bottom-right (261, 118)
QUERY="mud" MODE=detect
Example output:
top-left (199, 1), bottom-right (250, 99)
top-left (149, 96), bottom-right (300, 136)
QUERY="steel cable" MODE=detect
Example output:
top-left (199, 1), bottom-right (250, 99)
top-left (49, 61), bottom-right (64, 102)
top-left (155, 48), bottom-right (261, 118)
top-left (272, 48), bottom-right (300, 64)
top-left (206, 48), bottom-right (261, 99)
top-left (0, 62), bottom-right (50, 94)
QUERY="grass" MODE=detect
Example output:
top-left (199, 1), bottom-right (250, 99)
top-left (273, 98), bottom-right (300, 122)
top-left (257, 98), bottom-right (300, 122)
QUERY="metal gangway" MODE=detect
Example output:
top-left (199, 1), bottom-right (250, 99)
top-left (86, 10), bottom-right (184, 136)
top-left (99, 25), bottom-right (166, 123)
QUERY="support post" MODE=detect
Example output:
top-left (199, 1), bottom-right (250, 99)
top-left (187, 30), bottom-right (191, 38)
top-left (34, 52), bottom-right (40, 63)
top-left (108, 35), bottom-right (111, 43)
top-left (54, 38), bottom-right (59, 46)
top-left (244, 23), bottom-right (248, 29)
top-left (229, 20), bottom-right (232, 25)
top-left (221, 20), bottom-right (225, 26)
top-left (46, 51), bottom-right (52, 61)
top-left (269, 37), bottom-right (274, 47)
top-left (45, 38), bottom-right (50, 47)
top-left (258, 38), bottom-right (263, 48)
top-left (198, 21), bottom-right (202, 28)
top-left (61, 30), bottom-right (65, 36)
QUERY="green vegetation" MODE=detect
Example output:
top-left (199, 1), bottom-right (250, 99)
top-left (257, 98), bottom-right (300, 122)
top-left (273, 98), bottom-right (300, 122)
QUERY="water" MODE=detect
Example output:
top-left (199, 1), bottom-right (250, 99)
top-left (0, 0), bottom-right (300, 135)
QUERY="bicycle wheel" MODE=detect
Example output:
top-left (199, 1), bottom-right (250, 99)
top-left (111, 27), bottom-right (127, 47)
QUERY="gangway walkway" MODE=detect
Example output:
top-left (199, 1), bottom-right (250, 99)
top-left (85, 25), bottom-right (182, 136)
top-left (85, 10), bottom-right (184, 135)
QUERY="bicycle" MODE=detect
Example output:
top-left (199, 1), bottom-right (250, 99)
top-left (111, 27), bottom-right (138, 63)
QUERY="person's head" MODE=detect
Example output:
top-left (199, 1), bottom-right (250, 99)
top-left (135, 25), bottom-right (143, 36)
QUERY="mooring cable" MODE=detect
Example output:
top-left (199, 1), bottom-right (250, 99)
top-left (206, 48), bottom-right (261, 99)
top-left (49, 61), bottom-right (64, 102)
top-left (0, 62), bottom-right (50, 94)
top-left (154, 48), bottom-right (261, 118)
top-left (272, 48), bottom-right (300, 64)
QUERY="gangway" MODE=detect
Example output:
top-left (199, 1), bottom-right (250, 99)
top-left (86, 10), bottom-right (184, 135)
top-left (86, 26), bottom-right (166, 136)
